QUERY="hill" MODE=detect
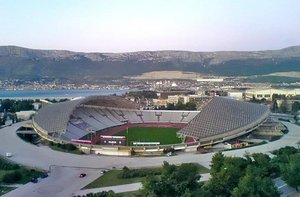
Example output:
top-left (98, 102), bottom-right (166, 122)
top-left (0, 46), bottom-right (300, 81)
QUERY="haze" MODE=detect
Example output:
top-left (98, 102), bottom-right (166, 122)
top-left (0, 0), bottom-right (300, 52)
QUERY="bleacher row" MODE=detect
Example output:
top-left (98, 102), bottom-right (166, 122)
top-left (179, 97), bottom-right (270, 140)
top-left (63, 107), bottom-right (199, 140)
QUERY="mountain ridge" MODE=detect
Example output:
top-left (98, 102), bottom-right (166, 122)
top-left (0, 45), bottom-right (300, 81)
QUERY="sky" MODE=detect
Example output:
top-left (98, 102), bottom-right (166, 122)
top-left (0, 0), bottom-right (300, 52)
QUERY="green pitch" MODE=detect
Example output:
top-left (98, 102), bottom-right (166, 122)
top-left (116, 127), bottom-right (182, 145)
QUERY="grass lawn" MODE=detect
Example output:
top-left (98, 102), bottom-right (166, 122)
top-left (196, 164), bottom-right (210, 174)
top-left (1, 158), bottom-right (44, 185)
top-left (84, 170), bottom-right (143, 189)
top-left (116, 127), bottom-right (182, 145)
top-left (0, 186), bottom-right (16, 196)
top-left (85, 164), bottom-right (209, 189)
top-left (0, 170), bottom-right (13, 181)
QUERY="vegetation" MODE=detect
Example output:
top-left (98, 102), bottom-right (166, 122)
top-left (0, 158), bottom-right (43, 185)
top-left (164, 102), bottom-right (197, 110)
top-left (2, 171), bottom-right (22, 183)
top-left (121, 166), bottom-right (162, 179)
top-left (126, 91), bottom-right (158, 99)
top-left (85, 164), bottom-right (209, 189)
top-left (0, 99), bottom-right (34, 113)
top-left (116, 127), bottom-right (182, 145)
top-left (245, 76), bottom-right (300, 84)
top-left (0, 158), bottom-right (20, 171)
top-left (292, 101), bottom-right (300, 112)
top-left (48, 141), bottom-right (83, 154)
top-left (76, 191), bottom-right (117, 197)
top-left (139, 147), bottom-right (300, 196)
top-left (45, 98), bottom-right (69, 103)
top-left (85, 168), bottom-right (154, 189)
top-left (0, 186), bottom-right (16, 196)
top-left (141, 162), bottom-right (204, 197)
top-left (83, 150), bottom-right (296, 197)
top-left (280, 154), bottom-right (300, 191)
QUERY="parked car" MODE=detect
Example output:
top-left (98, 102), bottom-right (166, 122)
top-left (6, 152), bottom-right (12, 157)
top-left (100, 170), bottom-right (107, 174)
top-left (41, 173), bottom-right (48, 178)
top-left (31, 178), bottom-right (38, 183)
top-left (79, 173), bottom-right (86, 178)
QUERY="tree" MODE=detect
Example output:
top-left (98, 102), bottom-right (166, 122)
top-left (251, 153), bottom-right (279, 177)
top-left (272, 146), bottom-right (299, 163)
top-left (2, 171), bottom-right (22, 183)
top-left (210, 152), bottom-right (225, 176)
top-left (279, 99), bottom-right (288, 113)
top-left (281, 154), bottom-right (300, 191)
top-left (206, 156), bottom-right (248, 196)
top-left (292, 101), bottom-right (300, 113)
top-left (232, 166), bottom-right (280, 197)
top-left (141, 162), bottom-right (202, 197)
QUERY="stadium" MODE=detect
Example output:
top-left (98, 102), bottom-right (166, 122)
top-left (32, 95), bottom-right (270, 156)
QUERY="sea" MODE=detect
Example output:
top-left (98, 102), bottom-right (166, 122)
top-left (0, 89), bottom-right (131, 100)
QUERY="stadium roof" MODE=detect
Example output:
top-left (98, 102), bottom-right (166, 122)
top-left (178, 97), bottom-right (270, 141)
top-left (33, 99), bottom-right (83, 134)
top-left (33, 95), bottom-right (139, 134)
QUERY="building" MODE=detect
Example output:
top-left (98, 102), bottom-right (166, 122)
top-left (227, 91), bottom-right (244, 100)
top-left (167, 95), bottom-right (179, 104)
top-left (16, 110), bottom-right (36, 121)
top-left (245, 89), bottom-right (300, 101)
top-left (33, 95), bottom-right (269, 153)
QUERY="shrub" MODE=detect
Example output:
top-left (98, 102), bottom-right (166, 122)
top-left (2, 171), bottom-right (22, 183)
top-left (0, 159), bottom-right (20, 170)
top-left (120, 167), bottom-right (162, 179)
top-left (65, 143), bottom-right (77, 151)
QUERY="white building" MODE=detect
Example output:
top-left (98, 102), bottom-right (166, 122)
top-left (227, 91), bottom-right (244, 100)
top-left (16, 111), bottom-right (36, 121)
top-left (245, 89), bottom-right (300, 101)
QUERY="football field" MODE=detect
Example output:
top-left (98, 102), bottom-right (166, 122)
top-left (116, 127), bottom-right (182, 145)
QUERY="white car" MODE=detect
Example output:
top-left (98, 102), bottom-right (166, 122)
top-left (6, 152), bottom-right (12, 157)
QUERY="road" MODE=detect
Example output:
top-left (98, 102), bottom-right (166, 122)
top-left (3, 166), bottom-right (102, 197)
top-left (274, 177), bottom-right (297, 197)
top-left (0, 121), bottom-right (299, 196)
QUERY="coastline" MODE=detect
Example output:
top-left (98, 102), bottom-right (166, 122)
top-left (0, 89), bottom-right (131, 100)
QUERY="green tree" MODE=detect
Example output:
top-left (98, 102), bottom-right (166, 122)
top-left (141, 162), bottom-right (202, 197)
top-left (281, 154), bottom-right (300, 191)
top-left (279, 99), bottom-right (288, 113)
top-left (210, 152), bottom-right (225, 176)
top-left (232, 166), bottom-right (280, 197)
top-left (292, 101), bottom-right (300, 113)
top-left (251, 153), bottom-right (279, 177)
top-left (2, 171), bottom-right (22, 183)
top-left (206, 156), bottom-right (248, 196)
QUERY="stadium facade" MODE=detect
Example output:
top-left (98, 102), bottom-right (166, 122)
top-left (32, 95), bottom-right (270, 156)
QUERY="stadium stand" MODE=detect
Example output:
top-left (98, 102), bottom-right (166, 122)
top-left (179, 97), bottom-right (270, 142)
top-left (33, 95), bottom-right (270, 147)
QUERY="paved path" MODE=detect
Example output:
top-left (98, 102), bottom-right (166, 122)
top-left (1, 121), bottom-right (299, 171)
top-left (74, 183), bottom-right (142, 196)
top-left (0, 120), bottom-right (299, 197)
top-left (3, 166), bottom-right (101, 197)
top-left (274, 177), bottom-right (297, 197)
